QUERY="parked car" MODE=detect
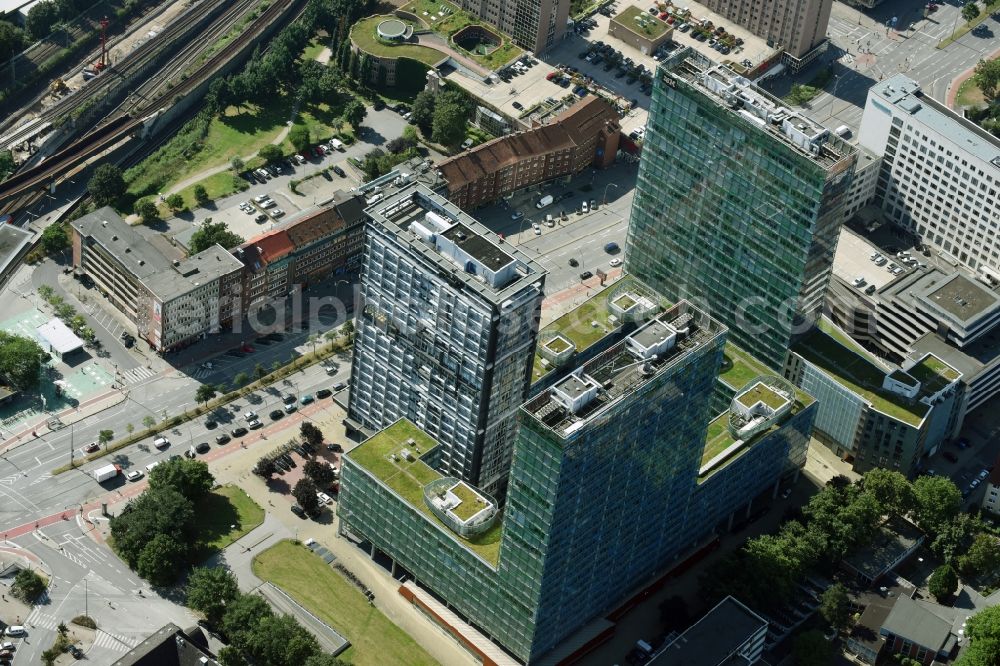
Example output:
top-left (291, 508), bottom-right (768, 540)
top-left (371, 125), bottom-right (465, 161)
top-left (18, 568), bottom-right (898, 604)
top-left (270, 410), bottom-right (284, 421)
top-left (231, 427), bottom-right (248, 438)
top-left (300, 394), bottom-right (314, 405)
top-left (290, 504), bottom-right (307, 519)
top-left (317, 491), bottom-right (333, 505)
top-left (512, 101), bottom-right (523, 110)
top-left (333, 382), bottom-right (347, 392)
top-left (205, 419), bottom-right (217, 430)
top-left (215, 434), bottom-right (231, 445)
top-left (610, 258), bottom-right (622, 267)
top-left (580, 271), bottom-right (593, 280)
top-left (195, 442), bottom-right (210, 454)
top-left (332, 165), bottom-right (346, 177)
top-left (316, 388), bottom-right (332, 399)
top-left (153, 436), bottom-right (170, 449)
top-left (126, 470), bottom-right (144, 482)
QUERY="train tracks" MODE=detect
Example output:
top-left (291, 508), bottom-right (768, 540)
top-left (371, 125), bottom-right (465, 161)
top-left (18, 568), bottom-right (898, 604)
top-left (0, 0), bottom-right (301, 216)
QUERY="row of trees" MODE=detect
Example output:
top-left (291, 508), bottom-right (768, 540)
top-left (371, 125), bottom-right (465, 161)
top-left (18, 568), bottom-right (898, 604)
top-left (185, 566), bottom-right (345, 666)
top-left (0, 330), bottom-right (49, 389)
top-left (700, 470), bottom-right (965, 613)
top-left (37, 284), bottom-right (98, 345)
top-left (109, 458), bottom-right (214, 585)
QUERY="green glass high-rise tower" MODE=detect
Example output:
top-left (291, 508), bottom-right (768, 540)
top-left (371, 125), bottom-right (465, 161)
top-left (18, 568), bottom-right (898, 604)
top-left (625, 49), bottom-right (857, 368)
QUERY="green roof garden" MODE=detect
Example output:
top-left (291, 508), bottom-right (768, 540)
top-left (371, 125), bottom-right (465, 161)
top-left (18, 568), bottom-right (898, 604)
top-left (350, 16), bottom-right (446, 67)
top-left (701, 413), bottom-right (737, 467)
top-left (794, 328), bottom-right (928, 427)
top-left (613, 6), bottom-right (670, 39)
top-left (908, 354), bottom-right (960, 395)
top-left (347, 419), bottom-right (503, 565)
top-left (737, 383), bottom-right (788, 410)
top-left (719, 343), bottom-right (815, 408)
top-left (449, 481), bottom-right (489, 521)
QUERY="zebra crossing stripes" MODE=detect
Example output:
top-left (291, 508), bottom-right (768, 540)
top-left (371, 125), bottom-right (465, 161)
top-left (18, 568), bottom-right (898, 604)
top-left (93, 629), bottom-right (139, 652)
top-left (119, 366), bottom-right (157, 385)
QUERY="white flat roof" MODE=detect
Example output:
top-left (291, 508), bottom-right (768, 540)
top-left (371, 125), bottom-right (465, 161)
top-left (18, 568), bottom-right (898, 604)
top-left (834, 226), bottom-right (893, 290)
top-left (36, 318), bottom-right (84, 355)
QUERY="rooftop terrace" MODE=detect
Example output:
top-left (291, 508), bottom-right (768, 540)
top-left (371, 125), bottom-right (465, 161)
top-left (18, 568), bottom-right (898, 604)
top-left (346, 419), bottom-right (503, 565)
top-left (613, 6), bottom-right (670, 39)
top-left (664, 49), bottom-right (855, 170)
top-left (736, 383), bottom-right (787, 410)
top-left (525, 301), bottom-right (724, 439)
top-left (794, 324), bottom-right (929, 427)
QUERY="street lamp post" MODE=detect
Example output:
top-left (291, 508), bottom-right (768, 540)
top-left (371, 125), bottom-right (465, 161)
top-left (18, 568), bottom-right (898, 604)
top-left (603, 183), bottom-right (619, 205)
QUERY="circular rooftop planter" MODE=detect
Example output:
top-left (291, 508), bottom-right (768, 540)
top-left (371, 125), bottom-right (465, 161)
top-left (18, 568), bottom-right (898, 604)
top-left (377, 18), bottom-right (411, 41)
top-left (424, 477), bottom-right (499, 539)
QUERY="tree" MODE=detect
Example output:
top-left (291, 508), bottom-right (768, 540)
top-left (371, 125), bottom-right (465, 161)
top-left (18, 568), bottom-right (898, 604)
top-left (289, 126), bottom-right (312, 153)
top-left (88, 164), bottom-right (126, 207)
top-left (929, 563), bottom-right (958, 602)
top-left (819, 583), bottom-right (851, 630)
top-left (186, 567), bottom-right (240, 628)
top-left (137, 200), bottom-right (160, 224)
top-left (960, 605), bottom-right (1000, 666)
top-left (791, 629), bottom-right (835, 666)
top-left (195, 383), bottom-right (218, 406)
top-left (189, 221), bottom-right (244, 253)
top-left (343, 99), bottom-right (366, 131)
top-left (125, 423), bottom-right (134, 436)
top-left (165, 193), bottom-right (185, 211)
top-left (40, 223), bottom-right (69, 254)
top-left (341, 319), bottom-right (354, 342)
top-left (300, 421), bottom-right (323, 449)
top-left (259, 144), bottom-right (284, 164)
top-left (0, 331), bottom-right (48, 389)
top-left (0, 22), bottom-right (28, 64)
top-left (232, 371), bottom-right (250, 389)
top-left (913, 476), bottom-right (962, 536)
top-left (411, 90), bottom-right (436, 133)
top-left (193, 184), bottom-right (210, 206)
top-left (98, 429), bottom-right (114, 450)
top-left (963, 1), bottom-right (981, 23)
top-left (110, 487), bottom-right (193, 567)
top-left (148, 458), bottom-right (214, 501)
top-left (25, 0), bottom-right (59, 40)
top-left (254, 363), bottom-right (267, 380)
top-left (0, 149), bottom-right (15, 181)
top-left (245, 614), bottom-right (321, 666)
top-left (231, 156), bottom-right (245, 172)
top-left (293, 477), bottom-right (320, 514)
top-left (11, 568), bottom-right (46, 603)
top-left (385, 134), bottom-right (417, 154)
top-left (431, 98), bottom-right (468, 146)
top-left (137, 532), bottom-right (186, 586)
top-left (222, 593), bottom-right (273, 647)
top-left (142, 415), bottom-right (156, 429)
top-left (931, 513), bottom-right (980, 562)
top-left (860, 468), bottom-right (914, 518)
top-left (974, 58), bottom-right (1000, 101)
top-left (960, 533), bottom-right (1000, 577)
top-left (303, 459), bottom-right (334, 486)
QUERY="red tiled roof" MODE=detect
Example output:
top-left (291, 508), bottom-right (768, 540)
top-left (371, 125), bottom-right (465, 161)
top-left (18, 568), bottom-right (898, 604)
top-left (253, 230), bottom-right (294, 262)
top-left (438, 96), bottom-right (619, 191)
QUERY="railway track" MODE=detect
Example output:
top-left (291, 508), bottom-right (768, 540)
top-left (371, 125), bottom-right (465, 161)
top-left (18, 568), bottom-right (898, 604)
top-left (0, 0), bottom-right (300, 215)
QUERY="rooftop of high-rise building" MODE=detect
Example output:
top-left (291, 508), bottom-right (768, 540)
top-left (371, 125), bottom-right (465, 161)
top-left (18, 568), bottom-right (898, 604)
top-left (792, 319), bottom-right (959, 426)
top-left (523, 301), bottom-right (724, 439)
top-left (364, 183), bottom-right (544, 303)
top-left (662, 49), bottom-right (855, 170)
top-left (868, 74), bottom-right (1000, 168)
top-left (532, 277), bottom-right (668, 383)
top-left (345, 418), bottom-right (503, 566)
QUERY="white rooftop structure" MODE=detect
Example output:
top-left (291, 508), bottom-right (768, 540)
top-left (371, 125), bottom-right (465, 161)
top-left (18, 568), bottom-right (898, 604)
top-left (35, 318), bottom-right (84, 357)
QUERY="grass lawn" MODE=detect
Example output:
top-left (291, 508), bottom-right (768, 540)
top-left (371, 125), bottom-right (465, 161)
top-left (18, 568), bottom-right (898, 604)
top-left (701, 413), bottom-right (735, 466)
top-left (718, 343), bottom-right (770, 390)
top-left (614, 6), bottom-right (669, 39)
top-left (190, 485), bottom-right (264, 560)
top-left (170, 171), bottom-right (249, 213)
top-left (281, 102), bottom-right (349, 153)
top-left (402, 0), bottom-right (459, 28)
top-left (351, 16), bottom-right (446, 67)
top-left (301, 38), bottom-right (326, 63)
top-left (957, 78), bottom-right (987, 108)
top-left (253, 540), bottom-right (439, 666)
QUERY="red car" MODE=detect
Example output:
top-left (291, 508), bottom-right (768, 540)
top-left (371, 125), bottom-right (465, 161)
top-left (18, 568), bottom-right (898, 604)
top-left (241, 344), bottom-right (254, 353)
top-left (83, 442), bottom-right (100, 454)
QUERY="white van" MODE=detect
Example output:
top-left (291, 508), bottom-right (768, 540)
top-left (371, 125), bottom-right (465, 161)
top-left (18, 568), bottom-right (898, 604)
top-left (145, 461), bottom-right (162, 473)
top-left (535, 194), bottom-right (553, 209)
top-left (835, 125), bottom-right (851, 138)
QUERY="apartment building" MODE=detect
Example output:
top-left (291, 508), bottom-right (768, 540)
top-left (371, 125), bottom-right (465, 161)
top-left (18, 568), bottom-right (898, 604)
top-left (438, 96), bottom-right (621, 211)
top-left (235, 191), bottom-right (367, 312)
top-left (626, 49), bottom-right (856, 369)
top-left (457, 0), bottom-right (569, 54)
top-left (346, 183), bottom-right (546, 496)
top-left (859, 74), bottom-right (1000, 275)
top-left (697, 0), bottom-right (832, 66)
top-left (71, 208), bottom-right (244, 352)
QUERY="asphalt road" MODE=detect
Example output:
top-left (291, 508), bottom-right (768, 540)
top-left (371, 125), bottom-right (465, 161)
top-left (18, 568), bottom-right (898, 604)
top-left (0, 360), bottom-right (352, 536)
top-left (790, 0), bottom-right (1000, 134)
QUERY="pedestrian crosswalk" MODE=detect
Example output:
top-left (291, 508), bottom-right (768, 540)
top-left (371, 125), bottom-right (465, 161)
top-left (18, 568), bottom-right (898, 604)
top-left (119, 366), bottom-right (157, 385)
top-left (93, 629), bottom-right (140, 652)
top-left (26, 607), bottom-right (57, 630)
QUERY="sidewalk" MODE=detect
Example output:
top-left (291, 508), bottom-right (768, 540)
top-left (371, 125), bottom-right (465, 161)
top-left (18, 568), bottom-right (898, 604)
top-left (0, 389), bottom-right (127, 455)
top-left (946, 44), bottom-right (1000, 109)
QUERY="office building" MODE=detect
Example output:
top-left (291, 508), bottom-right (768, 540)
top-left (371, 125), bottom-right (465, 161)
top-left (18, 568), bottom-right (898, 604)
top-left (697, 0), bottom-right (832, 66)
top-left (648, 596), bottom-right (768, 666)
top-left (457, 0), bottom-right (569, 54)
top-left (71, 208), bottom-right (244, 352)
top-left (340, 300), bottom-right (728, 664)
top-left (982, 460), bottom-right (1000, 515)
top-left (625, 49), bottom-right (856, 368)
top-left (340, 279), bottom-right (816, 663)
top-left (236, 191), bottom-right (367, 312)
top-left (783, 318), bottom-right (963, 477)
top-left (859, 74), bottom-right (1000, 275)
top-left (439, 96), bottom-right (620, 211)
top-left (346, 183), bottom-right (546, 495)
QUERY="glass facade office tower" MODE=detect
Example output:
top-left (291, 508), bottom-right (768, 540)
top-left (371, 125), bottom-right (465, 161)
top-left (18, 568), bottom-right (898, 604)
top-left (347, 184), bottom-right (546, 496)
top-left (625, 49), bottom-right (857, 369)
top-left (340, 300), bottom-right (728, 663)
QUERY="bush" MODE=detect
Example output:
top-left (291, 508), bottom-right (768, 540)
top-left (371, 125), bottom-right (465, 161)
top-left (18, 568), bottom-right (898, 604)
top-left (72, 615), bottom-right (97, 629)
top-left (11, 568), bottom-right (46, 603)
